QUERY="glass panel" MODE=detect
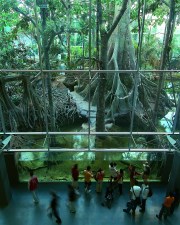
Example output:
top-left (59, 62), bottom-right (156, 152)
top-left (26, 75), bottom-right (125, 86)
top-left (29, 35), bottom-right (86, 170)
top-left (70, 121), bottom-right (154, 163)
top-left (18, 151), bottom-right (163, 182)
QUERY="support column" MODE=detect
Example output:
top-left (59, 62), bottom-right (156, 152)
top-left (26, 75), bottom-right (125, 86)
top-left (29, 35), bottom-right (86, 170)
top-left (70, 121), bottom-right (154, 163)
top-left (4, 152), bottom-right (19, 186)
top-left (167, 151), bottom-right (180, 193)
top-left (161, 152), bottom-right (174, 184)
top-left (0, 153), bottom-right (12, 207)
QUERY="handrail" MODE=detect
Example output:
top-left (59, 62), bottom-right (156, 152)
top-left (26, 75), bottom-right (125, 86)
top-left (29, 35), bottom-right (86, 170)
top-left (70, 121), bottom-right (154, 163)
top-left (0, 69), bottom-right (180, 73)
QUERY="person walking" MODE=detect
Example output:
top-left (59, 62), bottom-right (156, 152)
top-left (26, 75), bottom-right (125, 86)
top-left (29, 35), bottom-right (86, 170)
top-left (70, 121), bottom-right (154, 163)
top-left (28, 170), bottom-right (39, 204)
top-left (67, 184), bottom-right (76, 213)
top-left (156, 192), bottom-right (174, 220)
top-left (96, 168), bottom-right (105, 193)
top-left (123, 180), bottom-right (141, 215)
top-left (139, 181), bottom-right (149, 212)
top-left (48, 191), bottom-right (62, 224)
top-left (83, 166), bottom-right (93, 193)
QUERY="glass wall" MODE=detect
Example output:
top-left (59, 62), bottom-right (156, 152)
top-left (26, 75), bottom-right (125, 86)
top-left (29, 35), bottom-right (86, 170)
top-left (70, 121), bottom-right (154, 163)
top-left (0, 0), bottom-right (180, 182)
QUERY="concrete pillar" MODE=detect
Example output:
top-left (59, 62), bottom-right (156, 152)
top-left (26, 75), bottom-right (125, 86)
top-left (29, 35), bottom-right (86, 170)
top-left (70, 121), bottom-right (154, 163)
top-left (0, 152), bottom-right (12, 207)
top-left (161, 152), bottom-right (174, 184)
top-left (4, 152), bottom-right (19, 186)
top-left (167, 151), bottom-right (180, 193)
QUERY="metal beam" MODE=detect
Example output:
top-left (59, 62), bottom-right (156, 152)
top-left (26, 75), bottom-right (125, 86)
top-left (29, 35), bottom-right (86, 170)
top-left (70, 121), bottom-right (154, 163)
top-left (0, 69), bottom-right (180, 73)
top-left (2, 148), bottom-right (174, 152)
top-left (0, 131), bottom-right (179, 135)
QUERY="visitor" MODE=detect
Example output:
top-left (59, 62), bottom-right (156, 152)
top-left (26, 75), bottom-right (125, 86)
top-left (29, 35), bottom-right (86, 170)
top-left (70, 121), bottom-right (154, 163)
top-left (156, 192), bottom-right (174, 220)
top-left (83, 166), bottom-right (93, 193)
top-left (142, 161), bottom-right (151, 182)
top-left (123, 180), bottom-right (141, 215)
top-left (48, 191), bottom-right (62, 224)
top-left (95, 168), bottom-right (105, 193)
top-left (109, 162), bottom-right (118, 182)
top-left (28, 170), bottom-right (39, 204)
top-left (71, 164), bottom-right (79, 193)
top-left (128, 164), bottom-right (141, 186)
top-left (117, 169), bottom-right (124, 195)
top-left (139, 181), bottom-right (149, 212)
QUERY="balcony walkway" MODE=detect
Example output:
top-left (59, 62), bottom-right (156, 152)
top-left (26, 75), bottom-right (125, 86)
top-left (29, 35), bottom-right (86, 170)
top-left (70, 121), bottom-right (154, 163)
top-left (0, 182), bottom-right (179, 225)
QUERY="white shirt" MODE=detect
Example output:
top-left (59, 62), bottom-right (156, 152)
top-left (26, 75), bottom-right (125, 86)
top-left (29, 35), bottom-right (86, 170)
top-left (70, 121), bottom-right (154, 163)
top-left (109, 165), bottom-right (118, 178)
top-left (141, 184), bottom-right (149, 199)
top-left (130, 185), bottom-right (141, 200)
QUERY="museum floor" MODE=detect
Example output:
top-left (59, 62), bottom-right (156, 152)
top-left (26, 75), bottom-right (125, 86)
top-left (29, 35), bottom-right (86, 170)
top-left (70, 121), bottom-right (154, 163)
top-left (0, 182), bottom-right (179, 225)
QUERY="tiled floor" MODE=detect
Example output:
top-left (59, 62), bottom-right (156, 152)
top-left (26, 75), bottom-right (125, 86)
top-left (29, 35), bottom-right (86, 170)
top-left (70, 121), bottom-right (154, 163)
top-left (0, 182), bottom-right (179, 225)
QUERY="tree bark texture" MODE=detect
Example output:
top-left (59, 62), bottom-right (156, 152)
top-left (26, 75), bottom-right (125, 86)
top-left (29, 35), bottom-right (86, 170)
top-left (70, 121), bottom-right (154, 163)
top-left (153, 0), bottom-right (176, 123)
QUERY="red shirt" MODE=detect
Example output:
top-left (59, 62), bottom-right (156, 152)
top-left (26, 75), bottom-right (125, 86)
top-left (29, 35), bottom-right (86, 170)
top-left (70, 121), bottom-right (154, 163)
top-left (29, 176), bottom-right (38, 191)
top-left (71, 167), bottom-right (79, 180)
top-left (96, 171), bottom-right (104, 181)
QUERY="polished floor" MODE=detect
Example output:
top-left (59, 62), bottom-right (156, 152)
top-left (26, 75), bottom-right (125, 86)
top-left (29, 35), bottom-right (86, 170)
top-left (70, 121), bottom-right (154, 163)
top-left (0, 182), bottom-right (179, 225)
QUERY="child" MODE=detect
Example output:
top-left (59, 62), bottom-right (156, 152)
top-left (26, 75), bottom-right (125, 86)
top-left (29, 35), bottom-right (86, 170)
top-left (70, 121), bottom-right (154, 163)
top-left (83, 166), bottom-right (93, 193)
top-left (96, 168), bottom-right (105, 193)
top-left (28, 170), bottom-right (39, 204)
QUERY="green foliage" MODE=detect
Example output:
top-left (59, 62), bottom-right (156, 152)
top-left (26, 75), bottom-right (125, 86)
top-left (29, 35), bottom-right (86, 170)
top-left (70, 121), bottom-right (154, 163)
top-left (71, 46), bottom-right (83, 58)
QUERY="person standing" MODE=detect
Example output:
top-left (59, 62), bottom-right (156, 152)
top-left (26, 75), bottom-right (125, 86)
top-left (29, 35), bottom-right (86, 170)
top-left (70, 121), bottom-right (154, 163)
top-left (128, 165), bottom-right (141, 187)
top-left (156, 192), bottom-right (174, 220)
top-left (139, 181), bottom-right (149, 212)
top-left (142, 161), bottom-right (151, 182)
top-left (28, 170), bottom-right (39, 204)
top-left (83, 166), bottom-right (93, 193)
top-left (117, 169), bottom-right (124, 195)
top-left (48, 191), bottom-right (62, 224)
top-left (71, 164), bottom-right (79, 192)
top-left (109, 162), bottom-right (118, 182)
top-left (96, 168), bottom-right (105, 193)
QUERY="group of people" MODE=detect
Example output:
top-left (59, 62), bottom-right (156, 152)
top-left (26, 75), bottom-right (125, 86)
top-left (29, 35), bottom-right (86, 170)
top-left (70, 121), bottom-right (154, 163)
top-left (123, 180), bottom-right (151, 214)
top-left (27, 161), bottom-right (179, 224)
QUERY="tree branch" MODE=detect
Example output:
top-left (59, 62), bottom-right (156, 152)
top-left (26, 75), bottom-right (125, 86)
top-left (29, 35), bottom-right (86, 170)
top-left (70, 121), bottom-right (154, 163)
top-left (13, 6), bottom-right (37, 28)
top-left (161, 0), bottom-right (170, 8)
top-left (107, 0), bottom-right (128, 40)
top-left (60, 0), bottom-right (68, 10)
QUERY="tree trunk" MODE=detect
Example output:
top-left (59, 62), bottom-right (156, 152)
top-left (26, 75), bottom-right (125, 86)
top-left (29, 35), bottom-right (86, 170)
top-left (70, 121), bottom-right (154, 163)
top-left (95, 0), bottom-right (128, 132)
top-left (79, 0), bottom-right (172, 132)
top-left (153, 0), bottom-right (176, 124)
top-left (41, 7), bottom-right (56, 134)
top-left (96, 37), bottom-right (108, 132)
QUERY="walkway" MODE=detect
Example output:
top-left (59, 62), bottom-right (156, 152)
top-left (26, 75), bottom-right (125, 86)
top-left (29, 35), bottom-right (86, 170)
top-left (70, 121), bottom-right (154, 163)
top-left (70, 91), bottom-right (97, 125)
top-left (0, 182), bottom-right (179, 225)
